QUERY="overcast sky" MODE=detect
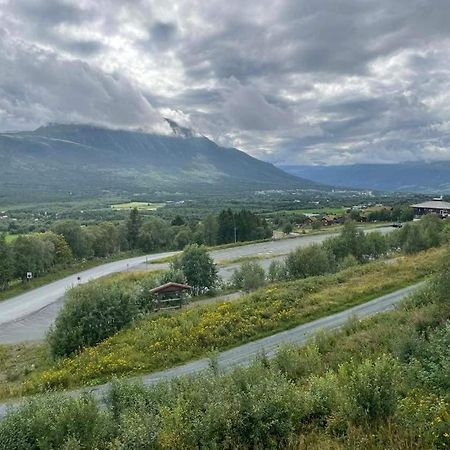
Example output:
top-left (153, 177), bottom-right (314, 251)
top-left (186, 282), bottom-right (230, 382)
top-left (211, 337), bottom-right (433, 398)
top-left (1, 0), bottom-right (450, 165)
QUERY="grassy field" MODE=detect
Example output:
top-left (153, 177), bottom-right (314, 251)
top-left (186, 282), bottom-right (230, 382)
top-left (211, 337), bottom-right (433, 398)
top-left (0, 246), bottom-right (441, 400)
top-left (111, 201), bottom-right (165, 211)
top-left (3, 234), bottom-right (18, 244)
top-left (147, 254), bottom-right (177, 264)
top-left (264, 207), bottom-right (348, 216)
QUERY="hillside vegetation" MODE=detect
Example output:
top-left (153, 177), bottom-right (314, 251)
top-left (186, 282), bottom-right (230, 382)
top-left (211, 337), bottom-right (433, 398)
top-left (0, 247), bottom-right (449, 449)
top-left (1, 218), bottom-right (445, 398)
top-left (0, 246), bottom-right (439, 400)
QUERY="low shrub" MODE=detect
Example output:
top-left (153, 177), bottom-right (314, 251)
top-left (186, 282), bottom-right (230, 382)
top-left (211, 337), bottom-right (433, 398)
top-left (231, 260), bottom-right (266, 291)
top-left (267, 259), bottom-right (287, 282)
top-left (338, 355), bottom-right (401, 425)
top-left (47, 280), bottom-right (155, 358)
top-left (285, 244), bottom-right (336, 279)
top-left (0, 393), bottom-right (111, 450)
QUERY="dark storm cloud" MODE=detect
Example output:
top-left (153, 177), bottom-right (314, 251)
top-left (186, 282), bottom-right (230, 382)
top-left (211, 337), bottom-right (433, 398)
top-left (1, 0), bottom-right (450, 163)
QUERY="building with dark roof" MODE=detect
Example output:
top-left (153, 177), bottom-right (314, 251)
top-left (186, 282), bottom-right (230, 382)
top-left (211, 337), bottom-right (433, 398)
top-left (411, 200), bottom-right (450, 217)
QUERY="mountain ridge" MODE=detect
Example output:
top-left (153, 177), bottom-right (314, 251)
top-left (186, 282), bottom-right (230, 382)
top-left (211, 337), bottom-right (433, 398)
top-left (279, 161), bottom-right (450, 194)
top-left (0, 123), bottom-right (323, 202)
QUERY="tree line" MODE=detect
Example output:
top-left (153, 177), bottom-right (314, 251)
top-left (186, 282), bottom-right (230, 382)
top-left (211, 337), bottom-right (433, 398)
top-left (232, 215), bottom-right (449, 291)
top-left (272, 205), bottom-right (414, 230)
top-left (0, 208), bottom-right (271, 290)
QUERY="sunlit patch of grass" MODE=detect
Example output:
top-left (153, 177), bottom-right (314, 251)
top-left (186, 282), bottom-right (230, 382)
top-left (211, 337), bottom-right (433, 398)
top-left (3, 234), bottom-right (18, 244)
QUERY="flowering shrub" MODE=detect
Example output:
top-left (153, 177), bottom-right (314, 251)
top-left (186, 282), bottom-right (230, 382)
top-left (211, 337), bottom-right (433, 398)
top-left (397, 392), bottom-right (450, 449)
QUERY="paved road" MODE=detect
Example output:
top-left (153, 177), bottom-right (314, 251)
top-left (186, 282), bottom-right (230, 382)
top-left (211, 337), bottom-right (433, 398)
top-left (0, 281), bottom-right (422, 419)
top-left (0, 226), bottom-right (393, 344)
top-left (0, 252), bottom-right (176, 343)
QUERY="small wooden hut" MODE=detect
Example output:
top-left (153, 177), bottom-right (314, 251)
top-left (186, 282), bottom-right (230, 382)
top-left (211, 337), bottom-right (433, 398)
top-left (150, 282), bottom-right (192, 311)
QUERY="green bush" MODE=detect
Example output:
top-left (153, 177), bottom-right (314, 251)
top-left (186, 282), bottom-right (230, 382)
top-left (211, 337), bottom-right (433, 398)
top-left (285, 243), bottom-right (335, 279)
top-left (231, 261), bottom-right (266, 291)
top-left (112, 409), bottom-right (159, 449)
top-left (363, 231), bottom-right (388, 260)
top-left (337, 254), bottom-right (359, 270)
top-left (47, 283), bottom-right (142, 357)
top-left (410, 323), bottom-right (450, 396)
top-left (267, 259), bottom-right (287, 282)
top-left (272, 344), bottom-right (324, 381)
top-left (396, 392), bottom-right (450, 448)
top-left (398, 215), bottom-right (446, 254)
top-left (324, 221), bottom-right (366, 261)
top-left (433, 246), bottom-right (450, 302)
top-left (338, 355), bottom-right (401, 425)
top-left (0, 393), bottom-right (111, 450)
top-left (304, 372), bottom-right (340, 426)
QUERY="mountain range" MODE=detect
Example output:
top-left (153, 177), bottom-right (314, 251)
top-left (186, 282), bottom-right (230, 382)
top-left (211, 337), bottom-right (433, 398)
top-left (0, 123), bottom-right (320, 203)
top-left (280, 162), bottom-right (450, 194)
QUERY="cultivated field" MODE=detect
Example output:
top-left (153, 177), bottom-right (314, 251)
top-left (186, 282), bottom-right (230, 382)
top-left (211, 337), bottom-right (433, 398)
top-left (110, 201), bottom-right (165, 211)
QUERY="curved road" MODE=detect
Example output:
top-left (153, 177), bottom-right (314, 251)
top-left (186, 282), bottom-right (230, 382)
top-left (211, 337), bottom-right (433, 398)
top-left (0, 281), bottom-right (422, 419)
top-left (0, 226), bottom-right (393, 344)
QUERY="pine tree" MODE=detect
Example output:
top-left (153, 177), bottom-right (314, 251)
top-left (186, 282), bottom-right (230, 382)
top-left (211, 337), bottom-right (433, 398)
top-left (217, 209), bottom-right (235, 244)
top-left (126, 208), bottom-right (142, 250)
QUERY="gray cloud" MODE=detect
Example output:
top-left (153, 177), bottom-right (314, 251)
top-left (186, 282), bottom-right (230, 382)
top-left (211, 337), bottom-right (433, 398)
top-left (222, 81), bottom-right (294, 131)
top-left (150, 22), bottom-right (178, 46)
top-left (11, 0), bottom-right (89, 26)
top-left (57, 38), bottom-right (105, 56)
top-left (0, 35), bottom-right (168, 132)
top-left (1, 0), bottom-right (450, 164)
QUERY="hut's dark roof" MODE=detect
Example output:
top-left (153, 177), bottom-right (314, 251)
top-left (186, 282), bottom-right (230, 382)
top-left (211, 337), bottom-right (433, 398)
top-left (150, 282), bottom-right (192, 294)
